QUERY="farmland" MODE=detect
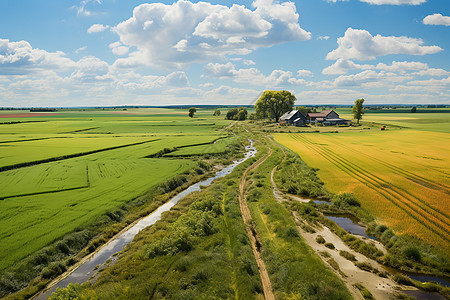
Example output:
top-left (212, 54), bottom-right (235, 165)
top-left (0, 108), bottom-right (233, 273)
top-left (273, 111), bottom-right (450, 251)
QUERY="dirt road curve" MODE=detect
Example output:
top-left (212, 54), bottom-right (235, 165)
top-left (239, 146), bottom-right (275, 300)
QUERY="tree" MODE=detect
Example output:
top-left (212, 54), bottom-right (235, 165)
top-left (237, 109), bottom-right (247, 121)
top-left (188, 107), bottom-right (196, 118)
top-left (411, 106), bottom-right (417, 113)
top-left (226, 108), bottom-right (239, 120)
top-left (352, 98), bottom-right (365, 125)
top-left (297, 106), bottom-right (315, 116)
top-left (213, 109), bottom-right (221, 116)
top-left (254, 90), bottom-right (296, 122)
top-left (225, 107), bottom-right (247, 120)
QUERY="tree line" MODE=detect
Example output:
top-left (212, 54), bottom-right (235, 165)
top-left (188, 90), bottom-right (365, 124)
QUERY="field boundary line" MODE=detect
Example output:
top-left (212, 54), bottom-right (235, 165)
top-left (0, 139), bottom-right (159, 173)
top-left (0, 185), bottom-right (89, 200)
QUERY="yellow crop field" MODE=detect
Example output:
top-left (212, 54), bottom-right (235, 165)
top-left (273, 130), bottom-right (450, 251)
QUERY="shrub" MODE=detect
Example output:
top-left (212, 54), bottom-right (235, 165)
top-left (353, 283), bottom-right (374, 300)
top-left (316, 235), bottom-right (326, 244)
top-left (393, 274), bottom-right (414, 286)
top-left (41, 262), bottom-right (66, 279)
top-left (283, 227), bottom-right (299, 239)
top-left (324, 243), bottom-right (335, 249)
top-left (319, 251), bottom-right (330, 258)
top-left (332, 193), bottom-right (360, 208)
top-left (403, 246), bottom-right (421, 262)
top-left (355, 262), bottom-right (373, 272)
top-left (339, 250), bottom-right (357, 262)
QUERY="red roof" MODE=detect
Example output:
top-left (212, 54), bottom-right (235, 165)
top-left (308, 112), bottom-right (326, 118)
top-left (321, 109), bottom-right (334, 116)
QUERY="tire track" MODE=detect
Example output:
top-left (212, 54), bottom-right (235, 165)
top-left (307, 137), bottom-right (450, 224)
top-left (289, 133), bottom-right (449, 242)
top-left (239, 146), bottom-right (275, 300)
top-left (325, 137), bottom-right (450, 194)
top-left (291, 133), bottom-right (449, 239)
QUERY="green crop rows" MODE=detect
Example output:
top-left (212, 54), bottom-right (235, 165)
top-left (0, 108), bottom-right (232, 271)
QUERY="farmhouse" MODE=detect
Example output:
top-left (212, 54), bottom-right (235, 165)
top-left (279, 110), bottom-right (307, 127)
top-left (307, 109), bottom-right (349, 125)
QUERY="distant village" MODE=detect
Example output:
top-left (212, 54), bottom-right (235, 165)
top-left (280, 109), bottom-right (349, 127)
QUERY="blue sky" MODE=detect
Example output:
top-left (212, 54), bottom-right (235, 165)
top-left (0, 0), bottom-right (449, 107)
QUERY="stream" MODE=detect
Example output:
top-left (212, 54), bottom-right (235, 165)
top-left (35, 140), bottom-right (257, 299)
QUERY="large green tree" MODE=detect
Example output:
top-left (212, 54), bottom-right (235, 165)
top-left (255, 90), bottom-right (296, 122)
top-left (352, 98), bottom-right (365, 124)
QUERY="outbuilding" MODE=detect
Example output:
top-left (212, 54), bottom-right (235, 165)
top-left (307, 109), bottom-right (349, 126)
top-left (280, 110), bottom-right (307, 126)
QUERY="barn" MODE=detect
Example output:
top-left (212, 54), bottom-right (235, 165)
top-left (280, 110), bottom-right (307, 127)
top-left (307, 110), bottom-right (349, 125)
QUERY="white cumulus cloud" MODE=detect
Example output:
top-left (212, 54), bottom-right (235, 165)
top-left (326, 28), bottom-right (442, 61)
top-left (423, 13), bottom-right (450, 26)
top-left (87, 24), bottom-right (109, 34)
top-left (112, 0), bottom-right (310, 69)
top-left (0, 38), bottom-right (76, 75)
top-left (322, 59), bottom-right (373, 75)
top-left (204, 62), bottom-right (311, 86)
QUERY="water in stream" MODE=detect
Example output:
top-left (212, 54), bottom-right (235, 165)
top-left (35, 141), bottom-right (257, 299)
top-left (325, 214), bottom-right (374, 239)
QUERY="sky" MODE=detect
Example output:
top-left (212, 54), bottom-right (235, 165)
top-left (0, 0), bottom-right (449, 107)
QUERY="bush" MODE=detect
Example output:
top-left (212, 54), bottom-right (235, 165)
top-left (393, 274), bottom-right (414, 286)
top-left (355, 262), bottom-right (373, 272)
top-left (339, 250), bottom-right (357, 262)
top-left (282, 227), bottom-right (299, 239)
top-left (353, 283), bottom-right (374, 300)
top-left (316, 235), bottom-right (326, 244)
top-left (332, 193), bottom-right (360, 208)
top-left (403, 246), bottom-right (421, 262)
top-left (41, 262), bottom-right (66, 279)
top-left (325, 242), bottom-right (335, 249)
top-left (319, 251), bottom-right (330, 258)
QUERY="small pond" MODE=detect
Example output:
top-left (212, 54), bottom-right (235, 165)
top-left (324, 213), bottom-right (375, 239)
top-left (312, 199), bottom-right (331, 205)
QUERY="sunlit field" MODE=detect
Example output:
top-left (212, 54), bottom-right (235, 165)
top-left (274, 112), bottom-right (450, 251)
top-left (0, 108), bottom-right (231, 271)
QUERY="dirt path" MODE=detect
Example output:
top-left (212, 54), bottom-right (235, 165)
top-left (239, 146), bottom-right (275, 300)
top-left (223, 120), bottom-right (236, 130)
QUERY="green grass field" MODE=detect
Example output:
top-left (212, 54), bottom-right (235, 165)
top-left (0, 108), bottom-right (232, 272)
